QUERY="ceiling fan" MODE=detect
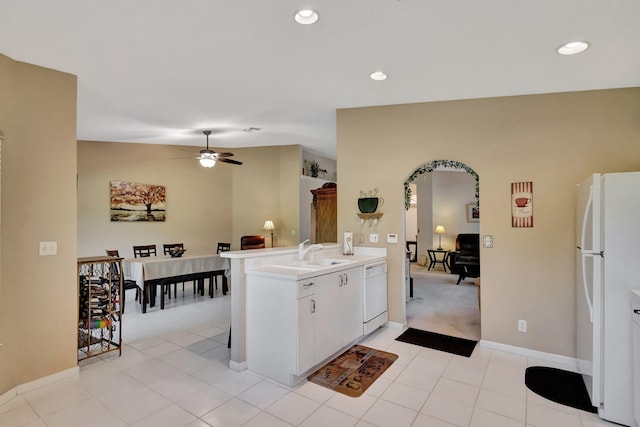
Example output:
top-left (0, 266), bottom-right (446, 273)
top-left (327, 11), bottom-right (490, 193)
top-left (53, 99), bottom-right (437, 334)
top-left (193, 130), bottom-right (243, 168)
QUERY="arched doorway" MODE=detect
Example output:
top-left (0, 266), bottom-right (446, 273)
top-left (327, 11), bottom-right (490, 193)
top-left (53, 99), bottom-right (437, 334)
top-left (404, 160), bottom-right (480, 341)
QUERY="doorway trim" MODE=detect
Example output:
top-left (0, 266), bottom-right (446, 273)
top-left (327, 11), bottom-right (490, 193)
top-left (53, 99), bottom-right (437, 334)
top-left (404, 160), bottom-right (479, 210)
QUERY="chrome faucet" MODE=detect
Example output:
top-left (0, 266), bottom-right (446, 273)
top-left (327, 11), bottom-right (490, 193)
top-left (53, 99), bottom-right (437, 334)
top-left (298, 239), bottom-right (323, 260)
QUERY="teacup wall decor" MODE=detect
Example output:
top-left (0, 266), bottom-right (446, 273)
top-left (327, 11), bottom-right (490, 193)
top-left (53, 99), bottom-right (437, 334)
top-left (358, 189), bottom-right (384, 213)
top-left (511, 181), bottom-right (533, 228)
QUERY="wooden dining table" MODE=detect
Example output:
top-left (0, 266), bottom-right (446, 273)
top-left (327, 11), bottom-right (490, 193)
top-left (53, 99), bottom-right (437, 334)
top-left (123, 254), bottom-right (229, 312)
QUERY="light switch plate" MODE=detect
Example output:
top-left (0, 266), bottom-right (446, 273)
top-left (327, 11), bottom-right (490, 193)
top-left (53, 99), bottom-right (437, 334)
top-left (369, 233), bottom-right (378, 243)
top-left (39, 241), bottom-right (58, 256)
top-left (387, 234), bottom-right (398, 243)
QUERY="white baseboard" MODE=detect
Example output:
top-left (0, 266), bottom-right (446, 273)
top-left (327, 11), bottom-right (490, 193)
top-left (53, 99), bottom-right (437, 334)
top-left (480, 340), bottom-right (578, 371)
top-left (385, 321), bottom-right (406, 330)
top-left (229, 360), bottom-right (247, 372)
top-left (0, 366), bottom-right (79, 407)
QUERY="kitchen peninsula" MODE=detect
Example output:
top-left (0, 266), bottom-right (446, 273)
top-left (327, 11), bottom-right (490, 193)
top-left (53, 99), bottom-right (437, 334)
top-left (220, 244), bottom-right (387, 382)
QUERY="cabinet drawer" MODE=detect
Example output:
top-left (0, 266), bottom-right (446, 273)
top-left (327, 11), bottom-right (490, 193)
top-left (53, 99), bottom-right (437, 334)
top-left (297, 280), bottom-right (315, 298)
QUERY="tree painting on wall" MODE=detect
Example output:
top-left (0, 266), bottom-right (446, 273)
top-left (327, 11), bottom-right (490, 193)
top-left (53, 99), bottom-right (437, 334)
top-left (110, 181), bottom-right (166, 221)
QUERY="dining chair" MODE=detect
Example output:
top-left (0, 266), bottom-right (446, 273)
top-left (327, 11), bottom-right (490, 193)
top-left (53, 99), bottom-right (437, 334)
top-left (162, 243), bottom-right (194, 297)
top-left (163, 243), bottom-right (184, 255)
top-left (133, 244), bottom-right (157, 258)
top-left (217, 242), bottom-right (231, 253)
top-left (105, 249), bottom-right (142, 313)
top-left (210, 242), bottom-right (231, 295)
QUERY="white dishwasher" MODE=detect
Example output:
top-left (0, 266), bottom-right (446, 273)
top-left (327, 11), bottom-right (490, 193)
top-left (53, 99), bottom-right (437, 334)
top-left (363, 261), bottom-right (388, 334)
top-left (631, 289), bottom-right (640, 427)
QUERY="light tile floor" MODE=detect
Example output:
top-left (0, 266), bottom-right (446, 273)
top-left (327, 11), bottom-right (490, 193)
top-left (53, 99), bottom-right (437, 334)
top-left (0, 286), bottom-right (620, 426)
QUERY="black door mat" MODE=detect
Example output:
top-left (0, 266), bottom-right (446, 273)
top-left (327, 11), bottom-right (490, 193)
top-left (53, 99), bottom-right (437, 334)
top-left (525, 366), bottom-right (597, 413)
top-left (395, 328), bottom-right (477, 357)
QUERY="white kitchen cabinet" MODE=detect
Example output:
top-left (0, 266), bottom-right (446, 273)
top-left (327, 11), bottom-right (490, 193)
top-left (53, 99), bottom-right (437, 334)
top-left (338, 267), bottom-right (363, 346)
top-left (246, 276), bottom-right (315, 384)
top-left (298, 294), bottom-right (315, 374)
top-left (246, 265), bottom-right (364, 386)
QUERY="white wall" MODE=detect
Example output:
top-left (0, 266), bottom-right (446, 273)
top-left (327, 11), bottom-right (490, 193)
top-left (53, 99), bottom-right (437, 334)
top-left (432, 170), bottom-right (479, 250)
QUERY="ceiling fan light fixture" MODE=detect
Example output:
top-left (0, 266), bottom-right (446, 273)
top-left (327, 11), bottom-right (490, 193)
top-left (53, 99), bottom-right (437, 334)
top-left (557, 40), bottom-right (590, 55)
top-left (294, 9), bottom-right (319, 25)
top-left (370, 71), bottom-right (388, 81)
top-left (199, 157), bottom-right (216, 168)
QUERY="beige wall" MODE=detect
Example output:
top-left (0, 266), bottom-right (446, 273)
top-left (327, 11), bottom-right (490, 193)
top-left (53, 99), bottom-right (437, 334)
top-left (0, 54), bottom-right (78, 394)
top-left (78, 142), bottom-right (301, 256)
top-left (77, 140), bottom-right (234, 257)
top-left (231, 145), bottom-right (301, 249)
top-left (337, 88), bottom-right (640, 357)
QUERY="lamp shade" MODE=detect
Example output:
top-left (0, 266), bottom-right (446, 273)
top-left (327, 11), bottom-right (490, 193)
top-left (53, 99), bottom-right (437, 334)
top-left (263, 220), bottom-right (275, 231)
top-left (434, 225), bottom-right (445, 235)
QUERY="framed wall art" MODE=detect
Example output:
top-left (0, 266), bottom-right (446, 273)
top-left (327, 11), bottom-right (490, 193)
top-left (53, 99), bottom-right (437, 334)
top-left (110, 180), bottom-right (166, 222)
top-left (466, 203), bottom-right (479, 223)
top-left (511, 181), bottom-right (533, 227)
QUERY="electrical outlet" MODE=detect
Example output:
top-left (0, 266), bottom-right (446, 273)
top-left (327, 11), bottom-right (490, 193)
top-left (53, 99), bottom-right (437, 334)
top-left (518, 319), bottom-right (527, 332)
top-left (369, 233), bottom-right (378, 243)
top-left (483, 235), bottom-right (493, 248)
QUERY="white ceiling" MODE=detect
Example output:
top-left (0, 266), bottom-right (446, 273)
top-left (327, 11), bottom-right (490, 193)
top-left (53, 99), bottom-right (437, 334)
top-left (1, 0), bottom-right (639, 159)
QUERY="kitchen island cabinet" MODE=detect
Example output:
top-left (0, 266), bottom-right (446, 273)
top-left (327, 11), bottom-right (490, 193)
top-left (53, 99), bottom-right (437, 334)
top-left (246, 265), bottom-right (363, 386)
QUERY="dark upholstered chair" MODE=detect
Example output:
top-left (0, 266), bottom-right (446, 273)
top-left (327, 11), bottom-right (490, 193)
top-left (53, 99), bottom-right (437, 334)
top-left (240, 235), bottom-right (265, 250)
top-left (448, 233), bottom-right (480, 284)
top-left (106, 249), bottom-right (142, 313)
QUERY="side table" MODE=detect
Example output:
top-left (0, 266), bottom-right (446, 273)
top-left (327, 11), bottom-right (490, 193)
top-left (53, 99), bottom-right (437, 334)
top-left (427, 249), bottom-right (450, 272)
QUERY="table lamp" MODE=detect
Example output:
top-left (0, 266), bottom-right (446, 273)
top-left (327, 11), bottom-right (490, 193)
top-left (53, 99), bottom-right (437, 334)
top-left (434, 225), bottom-right (445, 250)
top-left (263, 220), bottom-right (275, 247)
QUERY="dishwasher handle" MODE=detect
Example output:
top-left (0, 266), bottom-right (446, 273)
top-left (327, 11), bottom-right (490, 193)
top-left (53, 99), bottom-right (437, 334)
top-left (365, 262), bottom-right (387, 278)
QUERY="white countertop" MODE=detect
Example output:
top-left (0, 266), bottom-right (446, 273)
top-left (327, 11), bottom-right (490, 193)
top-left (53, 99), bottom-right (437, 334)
top-left (227, 243), bottom-right (386, 279)
top-left (246, 254), bottom-right (386, 280)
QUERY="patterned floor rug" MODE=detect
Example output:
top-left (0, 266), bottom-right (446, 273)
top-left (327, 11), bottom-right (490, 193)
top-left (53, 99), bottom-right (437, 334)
top-left (307, 344), bottom-right (398, 397)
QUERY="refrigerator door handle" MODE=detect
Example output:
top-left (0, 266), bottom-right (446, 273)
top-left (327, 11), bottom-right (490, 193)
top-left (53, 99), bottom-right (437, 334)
top-left (580, 186), bottom-right (594, 252)
top-left (581, 253), bottom-right (594, 322)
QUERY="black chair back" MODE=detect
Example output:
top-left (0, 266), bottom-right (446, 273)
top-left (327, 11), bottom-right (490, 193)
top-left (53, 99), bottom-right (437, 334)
top-left (163, 243), bottom-right (184, 255)
top-left (217, 242), bottom-right (231, 253)
top-left (133, 244), bottom-right (157, 258)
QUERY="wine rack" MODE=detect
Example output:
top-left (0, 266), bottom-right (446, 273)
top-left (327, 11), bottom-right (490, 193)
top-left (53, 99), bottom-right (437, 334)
top-left (77, 256), bottom-right (123, 361)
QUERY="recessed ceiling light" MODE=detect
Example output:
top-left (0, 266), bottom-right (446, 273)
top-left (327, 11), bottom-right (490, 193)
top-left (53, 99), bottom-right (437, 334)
top-left (294, 9), bottom-right (319, 25)
top-left (557, 41), bottom-right (590, 55)
top-left (369, 71), bottom-right (388, 81)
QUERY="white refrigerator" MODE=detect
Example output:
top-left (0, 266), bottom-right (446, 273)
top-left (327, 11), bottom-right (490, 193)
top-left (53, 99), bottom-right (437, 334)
top-left (576, 172), bottom-right (640, 427)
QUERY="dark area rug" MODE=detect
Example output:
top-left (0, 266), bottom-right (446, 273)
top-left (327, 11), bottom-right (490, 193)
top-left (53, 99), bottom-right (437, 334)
top-left (395, 328), bottom-right (477, 357)
top-left (307, 345), bottom-right (398, 397)
top-left (525, 366), bottom-right (597, 413)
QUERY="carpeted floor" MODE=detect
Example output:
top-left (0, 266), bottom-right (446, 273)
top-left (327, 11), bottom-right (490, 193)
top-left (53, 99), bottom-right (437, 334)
top-left (407, 264), bottom-right (481, 341)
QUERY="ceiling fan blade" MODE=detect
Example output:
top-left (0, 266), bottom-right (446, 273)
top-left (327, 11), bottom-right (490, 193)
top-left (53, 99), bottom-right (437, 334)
top-left (170, 156), bottom-right (198, 160)
top-left (215, 152), bottom-right (234, 158)
top-left (218, 158), bottom-right (243, 165)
